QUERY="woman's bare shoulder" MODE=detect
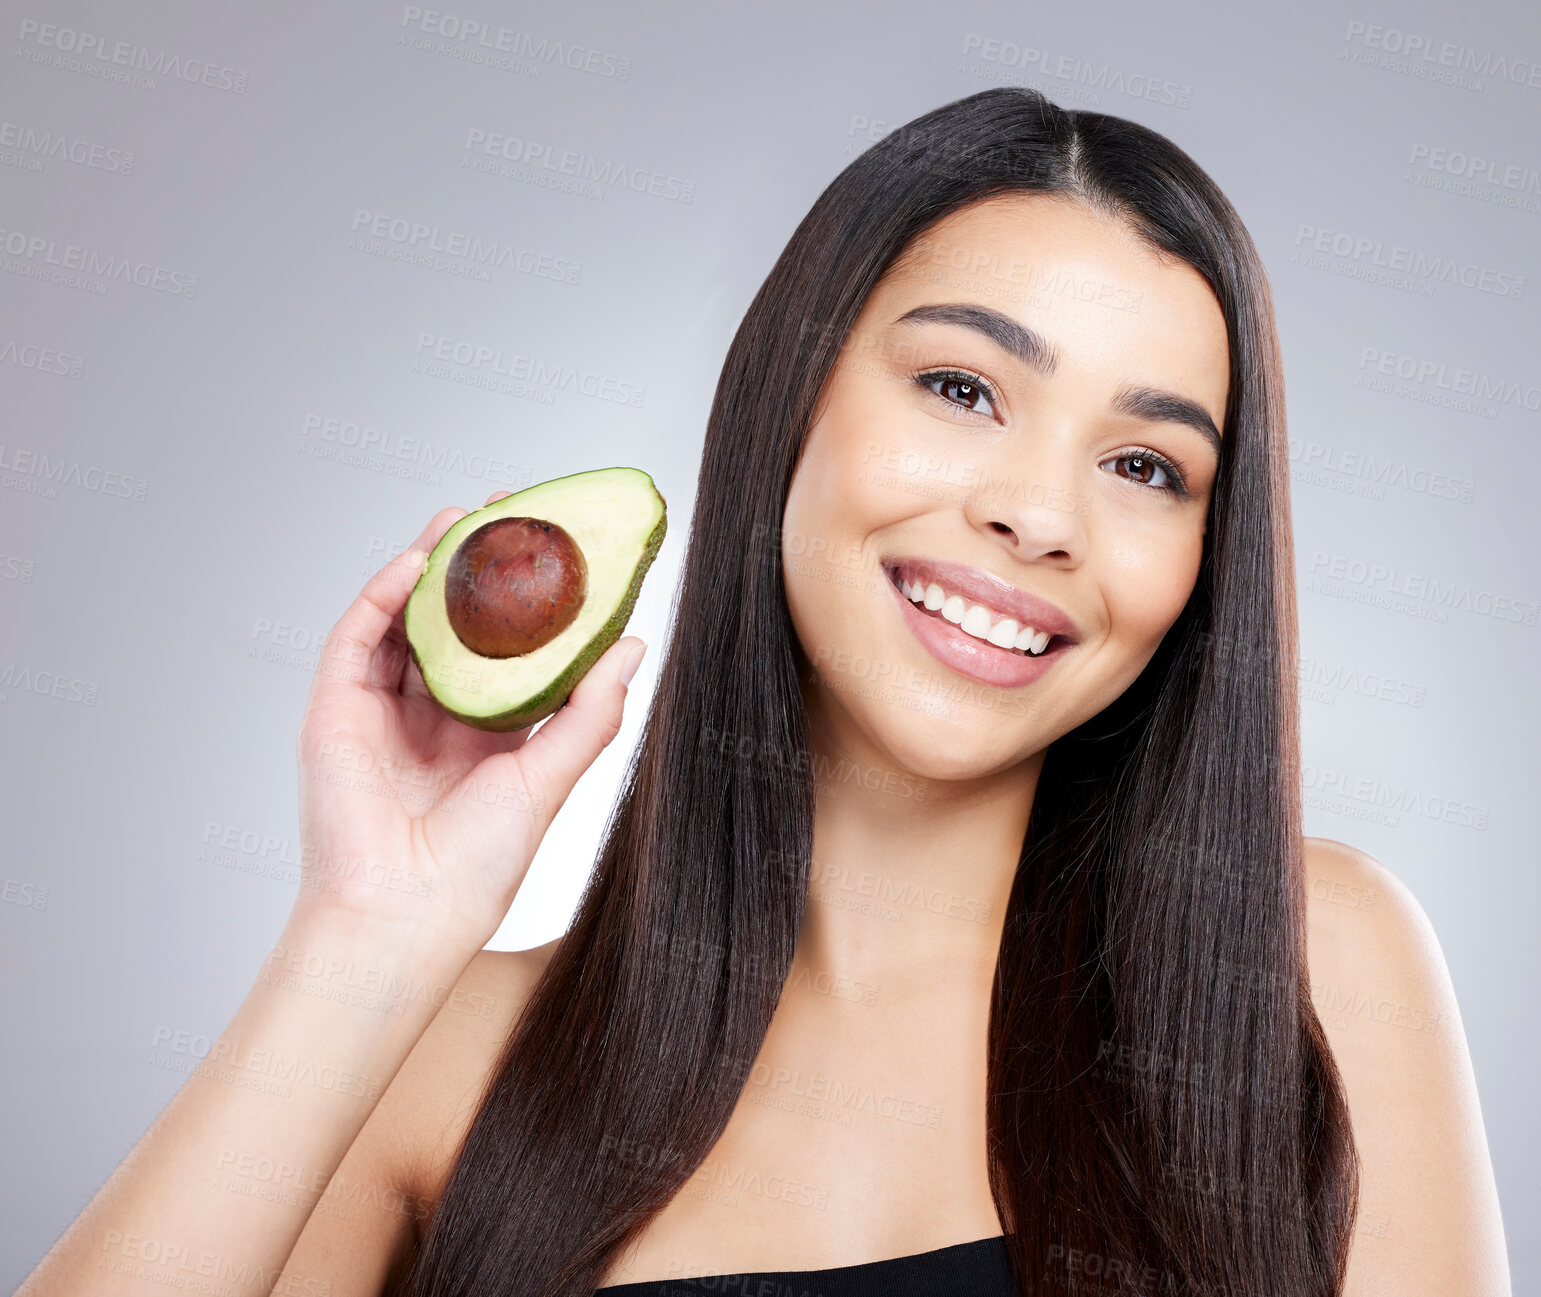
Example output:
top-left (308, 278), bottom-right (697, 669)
top-left (1301, 836), bottom-right (1511, 1296)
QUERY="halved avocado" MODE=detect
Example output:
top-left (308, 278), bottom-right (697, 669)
top-left (403, 466), bottom-right (667, 731)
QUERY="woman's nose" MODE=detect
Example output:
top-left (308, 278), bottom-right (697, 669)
top-left (962, 453), bottom-right (1088, 564)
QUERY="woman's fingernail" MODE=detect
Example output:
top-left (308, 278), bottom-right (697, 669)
top-left (619, 641), bottom-right (647, 686)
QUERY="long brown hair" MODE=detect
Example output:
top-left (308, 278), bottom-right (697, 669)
top-left (402, 86), bottom-right (1359, 1296)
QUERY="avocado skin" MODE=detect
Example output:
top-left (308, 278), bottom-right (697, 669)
top-left (402, 468), bottom-right (667, 732)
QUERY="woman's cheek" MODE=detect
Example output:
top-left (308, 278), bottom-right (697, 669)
top-left (1101, 526), bottom-right (1203, 648)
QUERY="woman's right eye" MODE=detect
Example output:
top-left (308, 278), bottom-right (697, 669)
top-left (914, 368), bottom-right (999, 420)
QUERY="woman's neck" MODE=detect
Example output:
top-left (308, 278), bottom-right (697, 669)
top-left (790, 693), bottom-right (1043, 992)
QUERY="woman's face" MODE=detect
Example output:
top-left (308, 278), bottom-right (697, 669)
top-left (781, 191), bottom-right (1231, 781)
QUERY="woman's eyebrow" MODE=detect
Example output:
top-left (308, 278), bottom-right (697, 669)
top-left (891, 301), bottom-right (1222, 454)
top-left (1110, 384), bottom-right (1222, 457)
top-left (893, 302), bottom-right (1059, 374)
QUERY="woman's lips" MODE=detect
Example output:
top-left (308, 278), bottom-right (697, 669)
top-left (884, 557), bottom-right (1079, 643)
top-left (885, 569), bottom-right (1070, 690)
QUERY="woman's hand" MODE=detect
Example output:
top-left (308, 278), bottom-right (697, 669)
top-left (293, 493), bottom-right (647, 950)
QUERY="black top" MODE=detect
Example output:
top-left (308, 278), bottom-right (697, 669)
top-left (592, 1234), bottom-right (1016, 1296)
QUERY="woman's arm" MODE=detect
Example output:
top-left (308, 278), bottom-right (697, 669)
top-left (1304, 836), bottom-right (1513, 1297)
top-left (272, 945), bottom-right (554, 1296)
top-left (16, 907), bottom-right (483, 1297)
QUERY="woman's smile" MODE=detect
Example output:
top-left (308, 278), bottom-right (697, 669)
top-left (880, 556), bottom-right (1078, 689)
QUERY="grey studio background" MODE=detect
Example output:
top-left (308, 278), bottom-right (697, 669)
top-left (2, 0), bottom-right (1537, 1288)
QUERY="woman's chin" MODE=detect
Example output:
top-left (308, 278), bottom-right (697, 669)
top-left (858, 702), bottom-right (1048, 787)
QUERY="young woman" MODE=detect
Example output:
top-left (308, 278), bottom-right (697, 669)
top-left (22, 88), bottom-right (1509, 1297)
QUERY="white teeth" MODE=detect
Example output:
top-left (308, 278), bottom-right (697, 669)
top-left (987, 617), bottom-right (1020, 648)
top-left (895, 568), bottom-right (1059, 657)
top-left (960, 604), bottom-right (994, 638)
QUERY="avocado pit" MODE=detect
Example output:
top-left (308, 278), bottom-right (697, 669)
top-left (444, 516), bottom-right (588, 658)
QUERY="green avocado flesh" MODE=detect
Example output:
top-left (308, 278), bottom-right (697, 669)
top-left (403, 466), bottom-right (666, 731)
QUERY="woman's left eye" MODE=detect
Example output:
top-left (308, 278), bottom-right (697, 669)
top-left (1101, 450), bottom-right (1188, 498)
top-left (916, 369), bottom-right (998, 419)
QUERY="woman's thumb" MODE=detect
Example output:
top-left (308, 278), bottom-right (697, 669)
top-left (511, 636), bottom-right (647, 816)
top-left (616, 637), bottom-right (647, 688)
